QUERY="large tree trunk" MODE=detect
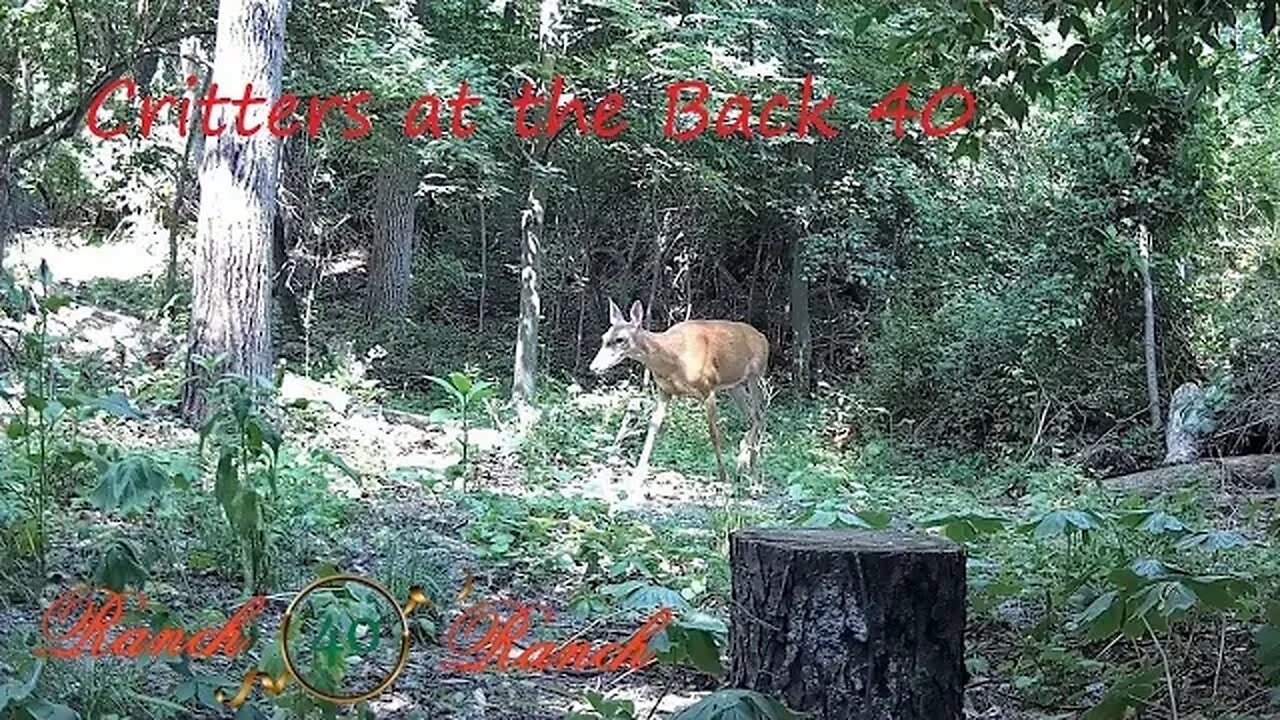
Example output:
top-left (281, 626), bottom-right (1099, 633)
top-left (365, 151), bottom-right (418, 320)
top-left (730, 528), bottom-right (967, 720)
top-left (181, 0), bottom-right (289, 424)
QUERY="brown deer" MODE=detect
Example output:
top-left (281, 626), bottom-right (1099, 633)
top-left (589, 299), bottom-right (769, 488)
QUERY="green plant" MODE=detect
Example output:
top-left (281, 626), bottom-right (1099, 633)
top-left (566, 691), bottom-right (637, 720)
top-left (0, 265), bottom-right (140, 581)
top-left (195, 365), bottom-right (283, 594)
top-left (0, 660), bottom-right (80, 720)
top-left (426, 369), bottom-right (496, 467)
top-left (670, 689), bottom-right (801, 720)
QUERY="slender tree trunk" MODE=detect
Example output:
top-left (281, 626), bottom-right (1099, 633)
top-left (0, 47), bottom-right (15, 270)
top-left (1138, 225), bottom-right (1161, 430)
top-left (514, 163), bottom-right (546, 418)
top-left (477, 197), bottom-right (488, 332)
top-left (789, 230), bottom-right (812, 396)
top-left (513, 0), bottom-right (560, 423)
top-left (181, 0), bottom-right (289, 424)
top-left (165, 38), bottom-right (210, 308)
top-left (365, 151), bottom-right (418, 320)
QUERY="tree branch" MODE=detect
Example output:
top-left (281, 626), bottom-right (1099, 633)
top-left (1, 27), bottom-right (213, 163)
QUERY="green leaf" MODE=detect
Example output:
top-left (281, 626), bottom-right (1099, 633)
top-left (1079, 590), bottom-right (1123, 640)
top-left (20, 698), bottom-right (81, 720)
top-left (1118, 510), bottom-right (1187, 535)
top-left (426, 375), bottom-right (465, 405)
top-left (447, 372), bottom-right (473, 395)
top-left (670, 689), bottom-right (799, 720)
top-left (1175, 530), bottom-right (1248, 552)
top-left (90, 392), bottom-right (141, 420)
top-left (91, 455), bottom-right (171, 514)
top-left (0, 660), bottom-right (42, 705)
top-left (1181, 575), bottom-right (1252, 610)
top-left (683, 628), bottom-right (724, 676)
top-left (604, 582), bottom-right (691, 612)
top-left (1257, 197), bottom-right (1275, 223)
top-left (1081, 667), bottom-right (1161, 720)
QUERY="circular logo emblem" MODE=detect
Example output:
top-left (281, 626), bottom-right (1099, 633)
top-left (279, 574), bottom-right (412, 704)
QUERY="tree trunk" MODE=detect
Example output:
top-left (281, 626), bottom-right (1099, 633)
top-left (513, 167), bottom-right (546, 418)
top-left (365, 151), bottom-right (418, 321)
top-left (512, 0), bottom-right (560, 423)
top-left (1138, 226), bottom-right (1161, 431)
top-left (181, 0), bottom-right (289, 424)
top-left (730, 528), bottom-right (967, 720)
top-left (789, 230), bottom-right (812, 395)
top-left (477, 197), bottom-right (488, 332)
top-left (164, 38), bottom-right (210, 309)
top-left (0, 47), bottom-right (14, 270)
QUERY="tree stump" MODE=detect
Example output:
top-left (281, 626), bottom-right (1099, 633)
top-left (729, 528), bottom-right (967, 720)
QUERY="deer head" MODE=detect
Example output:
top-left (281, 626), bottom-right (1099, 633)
top-left (589, 299), bottom-right (645, 374)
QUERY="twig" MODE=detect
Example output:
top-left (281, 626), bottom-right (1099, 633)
top-left (1211, 618), bottom-right (1227, 700)
top-left (1143, 616), bottom-right (1179, 720)
top-left (1023, 395), bottom-right (1052, 463)
top-left (644, 676), bottom-right (675, 720)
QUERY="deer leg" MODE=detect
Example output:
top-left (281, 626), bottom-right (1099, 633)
top-left (635, 392), bottom-right (669, 481)
top-left (705, 392), bottom-right (729, 485)
top-left (745, 375), bottom-right (766, 483)
top-left (728, 385), bottom-right (752, 473)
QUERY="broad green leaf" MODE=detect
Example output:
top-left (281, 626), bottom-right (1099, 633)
top-left (447, 372), bottom-right (473, 395)
top-left (683, 628), bottom-right (724, 676)
top-left (91, 455), bottom-right (171, 514)
top-left (90, 392), bottom-right (141, 420)
top-left (20, 698), bottom-right (80, 720)
top-left (1079, 590), bottom-right (1123, 640)
top-left (670, 689), bottom-right (799, 720)
top-left (1081, 667), bottom-right (1160, 720)
top-left (1175, 530), bottom-right (1248, 552)
top-left (426, 375), bottom-right (466, 404)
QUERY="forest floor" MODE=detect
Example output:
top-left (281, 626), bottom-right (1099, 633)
top-left (2, 229), bottom-right (1277, 719)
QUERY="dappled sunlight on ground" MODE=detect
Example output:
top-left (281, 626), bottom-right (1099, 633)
top-left (8, 225), bottom-right (169, 285)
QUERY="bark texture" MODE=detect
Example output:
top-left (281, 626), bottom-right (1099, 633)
top-left (181, 0), bottom-right (288, 423)
top-left (1138, 227), bottom-right (1161, 431)
top-left (730, 528), bottom-right (966, 720)
top-left (512, 0), bottom-right (559, 422)
top-left (365, 151), bottom-right (418, 320)
top-left (0, 46), bottom-right (14, 270)
top-left (1164, 381), bottom-right (1208, 464)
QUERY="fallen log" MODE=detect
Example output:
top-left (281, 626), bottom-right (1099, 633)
top-left (1102, 454), bottom-right (1280, 496)
top-left (729, 528), bottom-right (967, 720)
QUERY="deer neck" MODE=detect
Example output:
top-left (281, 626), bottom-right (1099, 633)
top-left (633, 329), bottom-right (682, 379)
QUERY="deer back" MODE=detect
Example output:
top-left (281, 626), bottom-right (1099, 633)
top-left (644, 320), bottom-right (768, 396)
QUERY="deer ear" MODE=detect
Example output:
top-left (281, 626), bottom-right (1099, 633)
top-left (629, 300), bottom-right (644, 326)
top-left (608, 298), bottom-right (625, 325)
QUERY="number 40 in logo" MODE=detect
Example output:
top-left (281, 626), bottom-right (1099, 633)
top-left (869, 83), bottom-right (976, 139)
top-left (315, 613), bottom-right (382, 665)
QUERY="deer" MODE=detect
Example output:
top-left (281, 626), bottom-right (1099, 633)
top-left (589, 298), bottom-right (769, 491)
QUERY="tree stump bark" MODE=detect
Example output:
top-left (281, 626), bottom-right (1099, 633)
top-left (730, 528), bottom-right (966, 720)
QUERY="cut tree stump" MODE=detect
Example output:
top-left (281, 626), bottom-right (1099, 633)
top-left (729, 528), bottom-right (966, 720)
